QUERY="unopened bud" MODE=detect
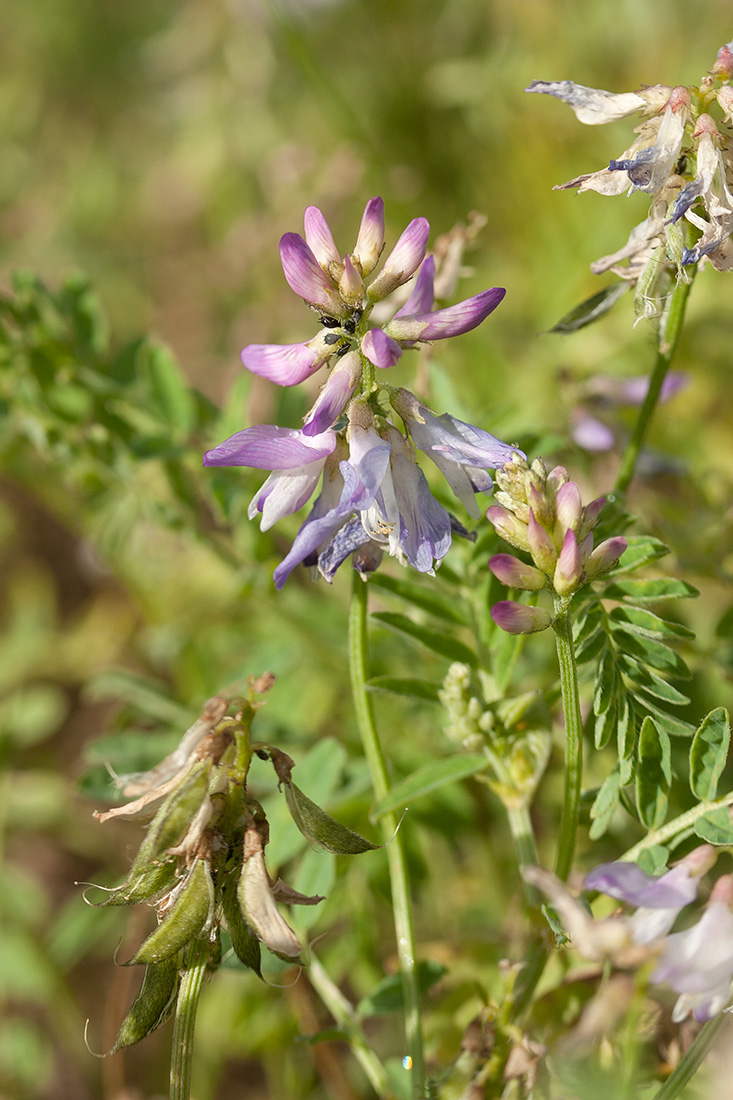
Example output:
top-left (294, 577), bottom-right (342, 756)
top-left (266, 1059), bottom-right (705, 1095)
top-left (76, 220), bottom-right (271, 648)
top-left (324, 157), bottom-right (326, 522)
top-left (487, 505), bottom-right (530, 553)
top-left (585, 536), bottom-right (628, 579)
top-left (339, 255), bottom-right (365, 306)
top-left (553, 529), bottom-right (583, 596)
top-left (554, 480), bottom-right (583, 538)
top-left (491, 601), bottom-right (552, 635)
top-left (489, 553), bottom-right (547, 591)
top-left (578, 496), bottom-right (606, 540)
top-left (527, 509), bottom-right (557, 575)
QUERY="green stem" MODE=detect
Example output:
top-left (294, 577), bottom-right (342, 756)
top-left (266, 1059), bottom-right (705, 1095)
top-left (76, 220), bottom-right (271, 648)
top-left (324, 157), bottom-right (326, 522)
top-left (308, 954), bottom-right (390, 1097)
top-left (652, 1014), bottom-right (727, 1100)
top-left (615, 271), bottom-right (695, 495)
top-left (552, 595), bottom-right (583, 882)
top-left (622, 788), bottom-right (733, 863)
top-left (169, 938), bottom-right (209, 1100)
top-left (349, 573), bottom-right (426, 1097)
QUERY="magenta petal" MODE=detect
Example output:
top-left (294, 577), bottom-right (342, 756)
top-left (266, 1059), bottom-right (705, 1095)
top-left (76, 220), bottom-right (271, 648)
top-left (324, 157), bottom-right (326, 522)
top-left (302, 351), bottom-right (362, 436)
top-left (362, 328), bottom-right (403, 369)
top-left (304, 206), bottom-right (341, 268)
top-left (395, 255), bottom-right (435, 318)
top-left (203, 425), bottom-right (336, 470)
top-left (367, 217), bottom-right (430, 301)
top-left (352, 197), bottom-right (385, 277)
top-left (241, 340), bottom-right (328, 386)
top-left (279, 232), bottom-right (344, 314)
top-left (386, 287), bottom-right (506, 342)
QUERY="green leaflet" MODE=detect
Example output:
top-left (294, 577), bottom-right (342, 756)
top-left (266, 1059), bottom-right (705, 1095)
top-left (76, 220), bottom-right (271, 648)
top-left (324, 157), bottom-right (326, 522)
top-left (145, 343), bottom-right (196, 436)
top-left (589, 767), bottom-right (621, 840)
top-left (126, 859), bottom-right (213, 966)
top-left (610, 536), bottom-right (670, 573)
top-left (368, 573), bottom-right (469, 625)
top-left (635, 717), bottom-right (671, 830)
top-left (112, 955), bottom-right (180, 1051)
top-left (690, 708), bottom-right (731, 801)
top-left (609, 605), bottom-right (695, 642)
top-left (547, 281), bottom-right (629, 333)
top-left (370, 611), bottom-right (478, 667)
top-left (283, 782), bottom-right (378, 854)
top-left (370, 754), bottom-right (491, 819)
top-left (694, 806), bottom-right (733, 845)
top-left (357, 960), bottom-right (447, 1017)
top-left (604, 577), bottom-right (699, 603)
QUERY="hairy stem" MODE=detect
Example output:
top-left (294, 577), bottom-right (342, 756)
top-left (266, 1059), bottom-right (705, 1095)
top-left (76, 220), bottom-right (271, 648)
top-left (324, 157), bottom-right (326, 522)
top-left (349, 572), bottom-right (426, 1097)
top-left (169, 938), bottom-right (209, 1100)
top-left (552, 596), bottom-right (583, 881)
top-left (615, 271), bottom-right (694, 495)
top-left (652, 1014), bottom-right (727, 1100)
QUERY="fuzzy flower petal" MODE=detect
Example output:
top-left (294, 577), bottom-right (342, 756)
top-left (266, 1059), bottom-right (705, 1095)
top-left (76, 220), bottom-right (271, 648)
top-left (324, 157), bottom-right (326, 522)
top-left (385, 288), bottom-right (506, 342)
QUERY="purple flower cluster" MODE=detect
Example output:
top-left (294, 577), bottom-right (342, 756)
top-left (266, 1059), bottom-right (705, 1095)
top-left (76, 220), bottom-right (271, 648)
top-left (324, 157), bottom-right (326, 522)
top-left (529, 846), bottom-right (733, 1023)
top-left (526, 40), bottom-right (733, 278)
top-left (204, 199), bottom-right (516, 588)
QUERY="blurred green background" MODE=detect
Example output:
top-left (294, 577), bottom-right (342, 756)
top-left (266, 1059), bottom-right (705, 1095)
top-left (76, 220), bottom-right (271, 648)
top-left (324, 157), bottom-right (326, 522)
top-left (2, 1), bottom-right (733, 1098)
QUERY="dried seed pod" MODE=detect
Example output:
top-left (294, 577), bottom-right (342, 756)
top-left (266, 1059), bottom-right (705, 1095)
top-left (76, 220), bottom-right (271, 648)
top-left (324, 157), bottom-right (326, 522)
top-left (238, 827), bottom-right (303, 959)
top-left (126, 859), bottom-right (214, 966)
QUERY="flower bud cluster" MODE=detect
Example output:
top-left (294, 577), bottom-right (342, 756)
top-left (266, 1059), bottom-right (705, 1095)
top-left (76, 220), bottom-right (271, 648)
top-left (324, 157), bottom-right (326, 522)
top-left (487, 454), bottom-right (627, 634)
top-left (438, 663), bottom-right (493, 751)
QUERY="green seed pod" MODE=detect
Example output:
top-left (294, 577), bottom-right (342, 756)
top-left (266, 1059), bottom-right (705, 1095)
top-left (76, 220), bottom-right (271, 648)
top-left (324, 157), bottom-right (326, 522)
top-left (126, 859), bottom-right (214, 966)
top-left (238, 829), bottom-right (302, 959)
top-left (221, 867), bottom-right (262, 977)
top-left (111, 955), bottom-right (180, 1051)
top-left (86, 859), bottom-right (178, 908)
top-left (283, 782), bottom-right (378, 855)
top-left (130, 761), bottom-right (212, 876)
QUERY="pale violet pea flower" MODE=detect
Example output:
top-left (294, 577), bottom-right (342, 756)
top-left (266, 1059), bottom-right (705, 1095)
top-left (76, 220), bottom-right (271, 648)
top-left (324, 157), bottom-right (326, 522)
top-left (202, 425), bottom-right (337, 532)
top-left (585, 846), bottom-right (716, 945)
top-left (651, 875), bottom-right (733, 1022)
top-left (390, 388), bottom-right (520, 518)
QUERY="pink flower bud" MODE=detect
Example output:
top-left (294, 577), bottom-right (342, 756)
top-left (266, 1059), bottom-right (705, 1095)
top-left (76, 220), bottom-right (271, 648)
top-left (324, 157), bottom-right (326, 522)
top-left (584, 536), bottom-right (627, 579)
top-left (339, 255), bottom-right (365, 306)
top-left (554, 480), bottom-right (583, 537)
top-left (578, 496), bottom-right (606, 540)
top-left (527, 508), bottom-right (557, 575)
top-left (489, 554), bottom-right (547, 591)
top-left (303, 206), bottom-right (341, 269)
top-left (487, 505), bottom-right (530, 553)
top-left (352, 197), bottom-right (385, 277)
top-left (491, 601), bottom-right (552, 635)
top-left (553, 529), bottom-right (583, 595)
top-left (367, 218), bottom-right (430, 301)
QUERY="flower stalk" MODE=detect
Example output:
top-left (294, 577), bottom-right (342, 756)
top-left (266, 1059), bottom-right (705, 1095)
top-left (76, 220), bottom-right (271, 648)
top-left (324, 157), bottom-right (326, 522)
top-left (552, 594), bottom-right (583, 882)
top-left (615, 269), bottom-right (695, 494)
top-left (169, 937), bottom-right (210, 1100)
top-left (652, 1015), bottom-right (728, 1100)
top-left (348, 572), bottom-right (426, 1096)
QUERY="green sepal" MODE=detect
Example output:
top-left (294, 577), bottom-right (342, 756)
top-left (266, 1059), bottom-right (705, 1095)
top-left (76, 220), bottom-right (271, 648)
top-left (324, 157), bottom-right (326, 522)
top-left (126, 859), bottom-right (213, 966)
top-left (283, 782), bottom-right (378, 855)
top-left (111, 955), bottom-right (180, 1051)
top-left (221, 868), bottom-right (262, 977)
top-left (547, 281), bottom-right (629, 334)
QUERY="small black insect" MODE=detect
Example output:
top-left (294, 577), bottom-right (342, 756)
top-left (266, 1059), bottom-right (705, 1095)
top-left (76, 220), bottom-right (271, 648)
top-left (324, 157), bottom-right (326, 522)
top-left (319, 315), bottom-right (341, 328)
top-left (342, 319), bottom-right (356, 334)
top-left (336, 343), bottom-right (352, 357)
top-left (324, 332), bottom-right (342, 345)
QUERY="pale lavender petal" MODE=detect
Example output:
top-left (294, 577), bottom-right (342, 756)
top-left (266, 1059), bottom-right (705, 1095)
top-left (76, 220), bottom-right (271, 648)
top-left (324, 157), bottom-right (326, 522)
top-left (408, 406), bottom-right (518, 469)
top-left (249, 460), bottom-right (325, 531)
top-left (279, 232), bottom-right (345, 314)
top-left (367, 218), bottom-right (430, 301)
top-left (362, 328), bottom-right (403, 369)
top-left (352, 197), bottom-right (385, 277)
top-left (491, 601), bottom-right (552, 634)
top-left (395, 255), bottom-right (435, 318)
top-left (302, 352), bottom-right (361, 437)
top-left (619, 372), bottom-right (688, 405)
top-left (393, 463), bottom-right (452, 572)
top-left (385, 288), bottom-right (506, 342)
top-left (303, 206), bottom-right (341, 268)
top-left (525, 80), bottom-right (646, 124)
top-left (203, 425), bottom-right (336, 470)
top-left (241, 337), bottom-right (332, 386)
top-left (608, 100), bottom-right (686, 194)
top-left (584, 861), bottom-right (698, 908)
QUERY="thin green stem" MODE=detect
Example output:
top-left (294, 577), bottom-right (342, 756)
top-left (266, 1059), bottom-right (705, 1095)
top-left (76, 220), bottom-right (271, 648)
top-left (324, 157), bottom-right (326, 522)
top-left (615, 271), bottom-right (695, 495)
top-left (169, 938), bottom-right (210, 1100)
top-left (308, 954), bottom-right (390, 1097)
top-left (349, 573), bottom-right (426, 1097)
top-left (652, 1014), bottom-right (727, 1100)
top-left (552, 596), bottom-right (583, 882)
top-left (622, 788), bottom-right (733, 862)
